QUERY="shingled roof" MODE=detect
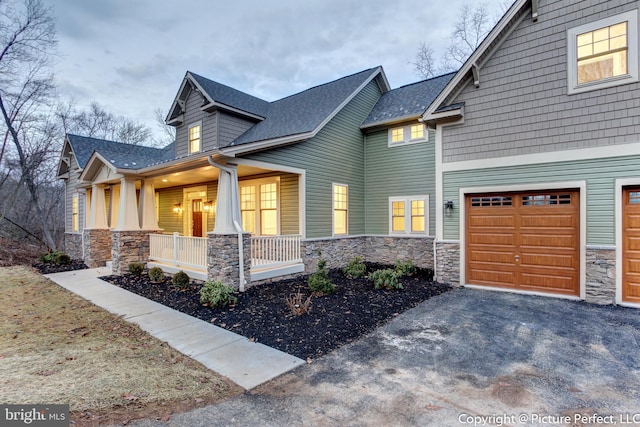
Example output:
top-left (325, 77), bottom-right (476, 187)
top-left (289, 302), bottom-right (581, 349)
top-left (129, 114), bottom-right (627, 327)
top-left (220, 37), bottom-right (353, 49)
top-left (189, 72), bottom-right (271, 118)
top-left (66, 134), bottom-right (173, 170)
top-left (229, 67), bottom-right (384, 147)
top-left (361, 72), bottom-right (456, 128)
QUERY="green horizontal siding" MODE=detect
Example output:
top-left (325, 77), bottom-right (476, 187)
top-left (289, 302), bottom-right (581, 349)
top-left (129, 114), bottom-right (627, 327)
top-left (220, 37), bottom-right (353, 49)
top-left (364, 129), bottom-right (436, 235)
top-left (242, 79), bottom-right (382, 238)
top-left (280, 173), bottom-right (299, 235)
top-left (443, 154), bottom-right (640, 244)
top-left (157, 182), bottom-right (217, 234)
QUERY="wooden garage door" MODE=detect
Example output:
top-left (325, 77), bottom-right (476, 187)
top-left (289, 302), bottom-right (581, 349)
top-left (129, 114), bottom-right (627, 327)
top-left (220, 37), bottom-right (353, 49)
top-left (466, 190), bottom-right (580, 296)
top-left (623, 188), bottom-right (640, 303)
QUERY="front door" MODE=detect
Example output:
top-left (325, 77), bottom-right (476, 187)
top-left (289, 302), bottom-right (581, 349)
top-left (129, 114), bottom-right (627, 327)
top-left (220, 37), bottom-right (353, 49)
top-left (192, 199), bottom-right (203, 237)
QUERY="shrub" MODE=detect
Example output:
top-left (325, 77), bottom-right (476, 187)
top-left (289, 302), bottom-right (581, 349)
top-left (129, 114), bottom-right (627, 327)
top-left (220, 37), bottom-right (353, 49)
top-left (128, 262), bottom-right (145, 276)
top-left (308, 259), bottom-right (335, 295)
top-left (39, 250), bottom-right (63, 264)
top-left (172, 271), bottom-right (191, 290)
top-left (54, 252), bottom-right (71, 265)
top-left (394, 259), bottom-right (416, 277)
top-left (148, 267), bottom-right (164, 283)
top-left (285, 288), bottom-right (312, 316)
top-left (342, 256), bottom-right (367, 279)
top-left (368, 268), bottom-right (403, 290)
top-left (199, 280), bottom-right (237, 308)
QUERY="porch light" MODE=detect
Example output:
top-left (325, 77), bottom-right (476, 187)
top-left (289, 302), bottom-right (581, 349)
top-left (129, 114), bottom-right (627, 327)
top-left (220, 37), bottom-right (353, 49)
top-left (444, 200), bottom-right (454, 213)
top-left (203, 200), bottom-right (214, 212)
top-left (173, 203), bottom-right (182, 214)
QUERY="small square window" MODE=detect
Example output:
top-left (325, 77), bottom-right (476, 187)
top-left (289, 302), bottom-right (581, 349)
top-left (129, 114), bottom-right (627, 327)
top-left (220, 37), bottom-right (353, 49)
top-left (389, 124), bottom-right (428, 146)
top-left (410, 125), bottom-right (424, 140)
top-left (391, 128), bottom-right (404, 143)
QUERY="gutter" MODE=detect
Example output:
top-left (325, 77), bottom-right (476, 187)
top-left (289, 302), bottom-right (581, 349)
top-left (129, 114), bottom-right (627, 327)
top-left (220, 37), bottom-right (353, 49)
top-left (207, 156), bottom-right (247, 292)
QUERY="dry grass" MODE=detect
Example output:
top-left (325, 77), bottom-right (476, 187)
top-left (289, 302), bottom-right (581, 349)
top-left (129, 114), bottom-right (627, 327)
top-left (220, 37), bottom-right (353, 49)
top-left (0, 266), bottom-right (242, 425)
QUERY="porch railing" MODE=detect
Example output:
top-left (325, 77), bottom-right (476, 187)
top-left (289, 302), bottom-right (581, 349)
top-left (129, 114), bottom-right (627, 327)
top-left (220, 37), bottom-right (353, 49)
top-left (149, 232), bottom-right (207, 270)
top-left (251, 234), bottom-right (302, 269)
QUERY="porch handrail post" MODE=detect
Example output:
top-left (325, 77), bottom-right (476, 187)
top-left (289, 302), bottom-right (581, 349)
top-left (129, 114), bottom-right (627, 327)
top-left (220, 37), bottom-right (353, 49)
top-left (173, 232), bottom-right (179, 266)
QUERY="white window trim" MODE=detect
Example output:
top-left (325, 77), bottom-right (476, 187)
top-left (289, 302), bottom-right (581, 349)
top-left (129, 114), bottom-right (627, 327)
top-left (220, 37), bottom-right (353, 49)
top-left (239, 176), bottom-right (281, 236)
top-left (332, 183), bottom-right (349, 236)
top-left (567, 9), bottom-right (639, 95)
top-left (388, 124), bottom-right (428, 147)
top-left (388, 195), bottom-right (430, 235)
top-left (188, 121), bottom-right (203, 154)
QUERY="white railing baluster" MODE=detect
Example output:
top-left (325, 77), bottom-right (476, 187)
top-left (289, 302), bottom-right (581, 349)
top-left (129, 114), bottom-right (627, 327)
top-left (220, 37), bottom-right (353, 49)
top-left (249, 234), bottom-right (302, 270)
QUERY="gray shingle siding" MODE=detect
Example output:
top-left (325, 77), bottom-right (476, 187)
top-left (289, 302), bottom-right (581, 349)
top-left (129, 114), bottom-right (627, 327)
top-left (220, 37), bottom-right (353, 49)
top-left (175, 89), bottom-right (215, 157)
top-left (442, 0), bottom-right (640, 163)
top-left (218, 113), bottom-right (256, 148)
top-left (64, 154), bottom-right (84, 233)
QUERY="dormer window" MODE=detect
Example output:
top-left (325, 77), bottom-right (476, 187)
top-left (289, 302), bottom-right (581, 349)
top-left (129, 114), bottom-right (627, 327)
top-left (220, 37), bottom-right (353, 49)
top-left (388, 124), bottom-right (428, 147)
top-left (189, 122), bottom-right (201, 154)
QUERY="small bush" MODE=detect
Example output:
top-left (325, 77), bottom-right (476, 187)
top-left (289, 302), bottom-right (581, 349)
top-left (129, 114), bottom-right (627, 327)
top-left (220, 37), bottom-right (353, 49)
top-left (342, 256), bottom-right (367, 279)
top-left (54, 252), bottom-right (71, 265)
top-left (172, 270), bottom-right (191, 290)
top-left (148, 267), bottom-right (164, 283)
top-left (199, 280), bottom-right (237, 308)
top-left (368, 268), bottom-right (403, 290)
top-left (308, 259), bottom-right (335, 295)
top-left (39, 250), bottom-right (63, 264)
top-left (285, 288), bottom-right (312, 316)
top-left (128, 262), bottom-right (145, 276)
top-left (394, 259), bottom-right (416, 277)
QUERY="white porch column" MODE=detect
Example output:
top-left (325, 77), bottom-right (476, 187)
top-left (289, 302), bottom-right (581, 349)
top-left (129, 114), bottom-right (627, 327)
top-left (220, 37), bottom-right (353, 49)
top-left (139, 180), bottom-right (159, 230)
top-left (213, 164), bottom-right (242, 233)
top-left (88, 184), bottom-right (108, 229)
top-left (116, 177), bottom-right (140, 231)
top-left (84, 188), bottom-right (91, 229)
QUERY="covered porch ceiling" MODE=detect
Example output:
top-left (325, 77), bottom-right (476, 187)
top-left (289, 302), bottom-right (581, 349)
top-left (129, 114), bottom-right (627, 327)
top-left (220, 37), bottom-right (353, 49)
top-left (143, 163), bottom-right (273, 190)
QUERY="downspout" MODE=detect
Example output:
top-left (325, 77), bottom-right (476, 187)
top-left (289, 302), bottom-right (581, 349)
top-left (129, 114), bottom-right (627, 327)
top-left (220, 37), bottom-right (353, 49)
top-left (208, 156), bottom-right (247, 292)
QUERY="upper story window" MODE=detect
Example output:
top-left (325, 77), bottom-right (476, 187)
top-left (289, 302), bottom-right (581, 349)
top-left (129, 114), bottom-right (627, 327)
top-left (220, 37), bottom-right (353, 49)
top-left (388, 123), bottom-right (428, 147)
top-left (189, 122), bottom-right (201, 154)
top-left (568, 10), bottom-right (638, 94)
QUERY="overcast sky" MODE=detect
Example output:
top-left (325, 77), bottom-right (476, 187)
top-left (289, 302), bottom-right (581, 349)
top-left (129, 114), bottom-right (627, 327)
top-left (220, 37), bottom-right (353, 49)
top-left (43, 0), bottom-right (508, 141)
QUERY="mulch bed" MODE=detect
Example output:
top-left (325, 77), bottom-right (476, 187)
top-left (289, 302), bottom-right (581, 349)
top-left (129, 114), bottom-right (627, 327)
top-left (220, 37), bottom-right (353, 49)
top-left (101, 264), bottom-right (449, 360)
top-left (33, 259), bottom-right (89, 274)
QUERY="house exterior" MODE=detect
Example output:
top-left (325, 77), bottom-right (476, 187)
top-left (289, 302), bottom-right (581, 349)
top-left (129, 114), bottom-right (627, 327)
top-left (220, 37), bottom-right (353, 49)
top-left (423, 0), bottom-right (640, 306)
top-left (58, 67), bottom-right (451, 288)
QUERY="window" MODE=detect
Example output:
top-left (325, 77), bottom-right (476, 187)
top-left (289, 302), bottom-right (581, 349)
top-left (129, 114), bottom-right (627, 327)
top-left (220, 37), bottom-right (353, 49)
top-left (567, 10), bottom-right (638, 94)
top-left (240, 178), bottom-right (279, 235)
top-left (333, 184), bottom-right (348, 235)
top-left (389, 196), bottom-right (429, 235)
top-left (188, 123), bottom-right (201, 154)
top-left (71, 194), bottom-right (79, 232)
top-left (388, 124), bottom-right (428, 146)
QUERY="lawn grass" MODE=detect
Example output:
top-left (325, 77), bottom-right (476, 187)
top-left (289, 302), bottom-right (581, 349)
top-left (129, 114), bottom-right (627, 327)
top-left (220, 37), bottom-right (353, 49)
top-left (0, 266), bottom-right (241, 426)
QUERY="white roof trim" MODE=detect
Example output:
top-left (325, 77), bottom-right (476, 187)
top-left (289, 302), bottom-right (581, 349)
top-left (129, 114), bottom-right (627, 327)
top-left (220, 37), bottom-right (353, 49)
top-left (421, 0), bottom-right (529, 121)
top-left (78, 151), bottom-right (119, 182)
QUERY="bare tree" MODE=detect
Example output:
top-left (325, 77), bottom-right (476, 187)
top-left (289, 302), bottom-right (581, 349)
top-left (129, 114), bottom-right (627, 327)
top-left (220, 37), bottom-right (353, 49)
top-left (0, 0), bottom-right (58, 249)
top-left (58, 101), bottom-right (155, 146)
top-left (153, 107), bottom-right (176, 147)
top-left (411, 42), bottom-right (438, 79)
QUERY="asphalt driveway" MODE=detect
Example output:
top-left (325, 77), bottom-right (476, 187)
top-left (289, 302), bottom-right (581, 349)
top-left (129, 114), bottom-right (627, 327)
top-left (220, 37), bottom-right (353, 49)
top-left (130, 288), bottom-right (640, 426)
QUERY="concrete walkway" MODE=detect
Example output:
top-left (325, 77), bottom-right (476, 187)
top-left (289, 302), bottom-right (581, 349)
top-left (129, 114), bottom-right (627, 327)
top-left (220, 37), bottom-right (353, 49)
top-left (44, 268), bottom-right (305, 390)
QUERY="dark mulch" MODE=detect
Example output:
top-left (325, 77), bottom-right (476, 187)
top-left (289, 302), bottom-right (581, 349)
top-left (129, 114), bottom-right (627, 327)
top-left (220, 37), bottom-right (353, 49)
top-left (101, 264), bottom-right (449, 360)
top-left (33, 259), bottom-right (89, 274)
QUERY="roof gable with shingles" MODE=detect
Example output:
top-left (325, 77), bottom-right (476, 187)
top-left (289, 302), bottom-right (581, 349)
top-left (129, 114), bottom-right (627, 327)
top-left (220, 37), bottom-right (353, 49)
top-left (189, 72), bottom-right (271, 118)
top-left (361, 72), bottom-right (456, 128)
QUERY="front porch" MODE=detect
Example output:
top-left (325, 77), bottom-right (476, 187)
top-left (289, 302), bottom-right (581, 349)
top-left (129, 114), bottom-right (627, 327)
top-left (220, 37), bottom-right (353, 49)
top-left (148, 232), bottom-right (304, 282)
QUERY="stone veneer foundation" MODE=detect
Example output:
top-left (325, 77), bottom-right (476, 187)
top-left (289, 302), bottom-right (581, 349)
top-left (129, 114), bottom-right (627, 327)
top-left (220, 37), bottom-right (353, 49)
top-left (434, 240), bottom-right (460, 286)
top-left (64, 233), bottom-right (83, 260)
top-left (82, 229), bottom-right (111, 268)
top-left (111, 230), bottom-right (159, 275)
top-left (207, 232), bottom-right (251, 290)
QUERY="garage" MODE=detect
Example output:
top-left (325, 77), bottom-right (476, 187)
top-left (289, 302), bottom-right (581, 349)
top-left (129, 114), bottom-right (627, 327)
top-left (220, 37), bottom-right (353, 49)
top-left (465, 190), bottom-right (580, 296)
top-left (623, 187), bottom-right (640, 304)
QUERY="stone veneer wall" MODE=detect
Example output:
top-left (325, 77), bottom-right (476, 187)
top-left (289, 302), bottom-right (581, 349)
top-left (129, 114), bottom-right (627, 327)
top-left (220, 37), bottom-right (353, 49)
top-left (111, 230), bottom-right (159, 275)
top-left (364, 236), bottom-right (434, 269)
top-left (585, 247), bottom-right (616, 305)
top-left (82, 229), bottom-right (111, 268)
top-left (64, 233), bottom-right (83, 260)
top-left (207, 232), bottom-right (251, 290)
top-left (434, 241), bottom-right (460, 286)
top-left (301, 236), bottom-right (365, 272)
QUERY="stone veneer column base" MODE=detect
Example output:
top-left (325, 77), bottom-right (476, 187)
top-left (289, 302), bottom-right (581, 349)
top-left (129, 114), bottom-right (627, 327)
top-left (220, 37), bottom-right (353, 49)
top-left (111, 230), bottom-right (159, 275)
top-left (207, 232), bottom-right (251, 289)
top-left (434, 240), bottom-right (460, 286)
top-left (64, 233), bottom-right (83, 260)
top-left (585, 247), bottom-right (616, 305)
top-left (82, 229), bottom-right (111, 268)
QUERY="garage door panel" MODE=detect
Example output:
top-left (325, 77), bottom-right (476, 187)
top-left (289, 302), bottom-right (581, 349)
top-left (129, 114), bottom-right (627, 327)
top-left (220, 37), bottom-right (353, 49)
top-left (466, 190), bottom-right (579, 297)
top-left (625, 258), bottom-right (640, 274)
top-left (520, 234), bottom-right (575, 248)
top-left (623, 188), bottom-right (640, 303)
top-left (625, 214), bottom-right (640, 228)
top-left (625, 237), bottom-right (640, 251)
